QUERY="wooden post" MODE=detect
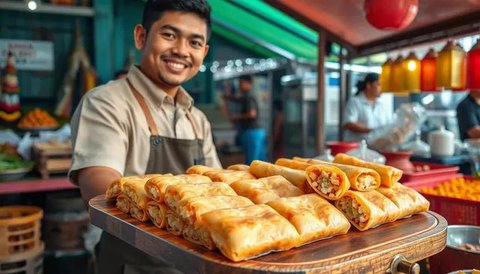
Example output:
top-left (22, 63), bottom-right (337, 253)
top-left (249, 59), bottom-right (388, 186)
top-left (316, 31), bottom-right (326, 155)
top-left (338, 47), bottom-right (347, 141)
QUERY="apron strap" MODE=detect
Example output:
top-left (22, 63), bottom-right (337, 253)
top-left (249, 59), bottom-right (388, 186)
top-left (126, 78), bottom-right (159, 136)
top-left (126, 78), bottom-right (203, 140)
top-left (185, 111), bottom-right (203, 140)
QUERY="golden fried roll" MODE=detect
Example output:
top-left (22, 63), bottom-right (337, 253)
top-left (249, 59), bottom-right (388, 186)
top-left (201, 205), bottom-right (299, 262)
top-left (144, 174), bottom-right (212, 203)
top-left (106, 176), bottom-right (138, 200)
top-left (178, 195), bottom-right (253, 226)
top-left (130, 205), bottom-right (149, 222)
top-left (333, 153), bottom-right (403, 187)
top-left (335, 190), bottom-right (400, 231)
top-left (376, 183), bottom-right (430, 218)
top-left (302, 164), bottom-right (350, 200)
top-left (123, 179), bottom-right (151, 209)
top-left (146, 201), bottom-right (168, 229)
top-left (288, 158), bottom-right (380, 191)
top-left (249, 160), bottom-right (312, 193)
top-left (116, 194), bottom-right (131, 214)
top-left (230, 176), bottom-right (304, 204)
top-left (166, 210), bottom-right (184, 236)
top-left (105, 174), bottom-right (169, 199)
top-left (203, 170), bottom-right (256, 184)
top-left (227, 164), bottom-right (250, 172)
top-left (267, 194), bottom-right (350, 246)
top-left (164, 183), bottom-right (237, 214)
top-left (182, 224), bottom-right (216, 250)
top-left (186, 165), bottom-right (220, 175)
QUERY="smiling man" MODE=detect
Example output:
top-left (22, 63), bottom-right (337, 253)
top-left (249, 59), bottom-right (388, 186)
top-left (69, 0), bottom-right (220, 273)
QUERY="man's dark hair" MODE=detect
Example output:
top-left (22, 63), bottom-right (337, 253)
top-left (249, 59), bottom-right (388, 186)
top-left (239, 75), bottom-right (253, 83)
top-left (142, 0), bottom-right (212, 39)
top-left (355, 73), bottom-right (379, 96)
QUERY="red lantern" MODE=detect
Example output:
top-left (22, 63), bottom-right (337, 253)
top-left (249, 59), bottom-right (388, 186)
top-left (364, 0), bottom-right (419, 30)
top-left (467, 39), bottom-right (480, 91)
top-left (420, 48), bottom-right (438, 91)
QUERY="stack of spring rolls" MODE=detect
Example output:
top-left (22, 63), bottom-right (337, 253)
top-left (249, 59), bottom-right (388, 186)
top-left (103, 155), bottom-right (430, 262)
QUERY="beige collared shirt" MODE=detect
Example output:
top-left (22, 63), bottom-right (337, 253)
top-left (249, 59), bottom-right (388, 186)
top-left (69, 66), bottom-right (221, 184)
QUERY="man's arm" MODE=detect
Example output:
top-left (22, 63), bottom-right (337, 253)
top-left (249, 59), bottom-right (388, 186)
top-left (231, 109), bottom-right (256, 122)
top-left (77, 166), bottom-right (121, 204)
top-left (467, 126), bottom-right (480, 139)
top-left (344, 122), bottom-right (371, 133)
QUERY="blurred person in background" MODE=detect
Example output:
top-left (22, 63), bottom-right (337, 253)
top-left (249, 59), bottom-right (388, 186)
top-left (343, 73), bottom-right (393, 143)
top-left (456, 90), bottom-right (480, 141)
top-left (223, 75), bottom-right (266, 164)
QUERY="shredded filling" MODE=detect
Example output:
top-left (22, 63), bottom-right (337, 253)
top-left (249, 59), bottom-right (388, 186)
top-left (166, 213), bottom-right (184, 236)
top-left (116, 199), bottom-right (130, 214)
top-left (308, 170), bottom-right (342, 198)
top-left (358, 174), bottom-right (376, 190)
top-left (338, 197), bottom-right (368, 227)
top-left (149, 187), bottom-right (159, 200)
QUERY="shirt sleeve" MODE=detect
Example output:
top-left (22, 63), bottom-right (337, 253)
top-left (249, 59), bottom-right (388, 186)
top-left (457, 102), bottom-right (478, 139)
top-left (343, 98), bottom-right (359, 125)
top-left (69, 91), bottom-right (129, 184)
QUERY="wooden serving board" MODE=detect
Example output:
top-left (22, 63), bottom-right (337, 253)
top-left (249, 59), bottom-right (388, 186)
top-left (89, 195), bottom-right (447, 274)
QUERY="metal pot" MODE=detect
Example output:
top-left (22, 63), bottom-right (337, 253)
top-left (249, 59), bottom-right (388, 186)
top-left (429, 225), bottom-right (480, 274)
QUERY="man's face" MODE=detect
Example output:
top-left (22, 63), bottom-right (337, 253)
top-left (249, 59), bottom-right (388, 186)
top-left (135, 11), bottom-right (209, 89)
top-left (239, 79), bottom-right (253, 93)
top-left (367, 80), bottom-right (381, 98)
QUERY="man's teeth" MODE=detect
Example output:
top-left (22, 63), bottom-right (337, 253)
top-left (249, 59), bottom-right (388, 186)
top-left (167, 62), bottom-right (185, 69)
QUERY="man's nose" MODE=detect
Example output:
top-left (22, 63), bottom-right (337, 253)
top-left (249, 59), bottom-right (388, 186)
top-left (171, 39), bottom-right (189, 57)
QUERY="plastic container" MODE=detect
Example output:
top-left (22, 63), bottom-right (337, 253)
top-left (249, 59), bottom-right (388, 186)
top-left (404, 176), bottom-right (479, 225)
top-left (429, 225), bottom-right (480, 274)
top-left (429, 125), bottom-right (455, 157)
top-left (346, 140), bottom-right (386, 164)
top-left (400, 162), bottom-right (460, 183)
top-left (0, 243), bottom-right (43, 274)
top-left (0, 206), bottom-right (43, 258)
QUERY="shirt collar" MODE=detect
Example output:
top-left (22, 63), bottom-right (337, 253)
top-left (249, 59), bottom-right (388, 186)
top-left (358, 92), bottom-right (376, 106)
top-left (126, 65), bottom-right (194, 110)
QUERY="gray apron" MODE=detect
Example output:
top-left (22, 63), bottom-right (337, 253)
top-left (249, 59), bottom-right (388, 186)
top-left (96, 79), bottom-right (205, 274)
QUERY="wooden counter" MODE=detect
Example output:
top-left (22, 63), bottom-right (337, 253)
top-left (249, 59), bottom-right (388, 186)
top-left (90, 195), bottom-right (447, 274)
top-left (0, 177), bottom-right (77, 195)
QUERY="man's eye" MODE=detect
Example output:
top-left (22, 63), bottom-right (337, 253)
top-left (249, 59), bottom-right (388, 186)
top-left (162, 33), bottom-right (175, 39)
top-left (191, 40), bottom-right (203, 48)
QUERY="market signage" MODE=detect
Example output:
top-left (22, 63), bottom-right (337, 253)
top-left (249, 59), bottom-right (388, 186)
top-left (0, 39), bottom-right (54, 71)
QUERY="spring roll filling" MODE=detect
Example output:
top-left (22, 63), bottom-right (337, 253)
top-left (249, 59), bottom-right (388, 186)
top-left (308, 170), bottom-right (342, 198)
top-left (116, 198), bottom-right (130, 214)
top-left (147, 206), bottom-right (162, 225)
top-left (130, 206), bottom-right (146, 221)
top-left (338, 196), bottom-right (368, 227)
top-left (166, 213), bottom-right (184, 236)
top-left (358, 174), bottom-right (377, 190)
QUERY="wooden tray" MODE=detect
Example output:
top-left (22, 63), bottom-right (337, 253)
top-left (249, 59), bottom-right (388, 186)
top-left (89, 195), bottom-right (447, 273)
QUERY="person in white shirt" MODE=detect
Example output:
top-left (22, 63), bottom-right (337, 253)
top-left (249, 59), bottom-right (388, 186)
top-left (343, 73), bottom-right (392, 143)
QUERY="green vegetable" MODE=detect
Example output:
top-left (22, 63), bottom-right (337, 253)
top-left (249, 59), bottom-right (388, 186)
top-left (0, 152), bottom-right (34, 171)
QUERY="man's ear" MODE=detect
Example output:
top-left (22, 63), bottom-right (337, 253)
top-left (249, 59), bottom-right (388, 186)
top-left (134, 24), bottom-right (147, 50)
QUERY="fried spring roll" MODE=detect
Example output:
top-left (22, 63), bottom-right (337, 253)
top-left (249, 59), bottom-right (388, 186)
top-left (123, 179), bottom-right (151, 209)
top-left (267, 194), bottom-right (350, 246)
top-left (182, 224), bottom-right (216, 250)
top-left (164, 183), bottom-right (237, 214)
top-left (376, 183), bottom-right (430, 218)
top-left (249, 160), bottom-right (312, 193)
top-left (304, 164), bottom-right (350, 200)
top-left (166, 210), bottom-right (184, 236)
top-left (203, 170), bottom-right (256, 184)
top-left (116, 194), bottom-right (131, 214)
top-left (130, 205), bottom-right (149, 222)
top-left (230, 176), bottom-right (304, 204)
top-left (333, 153), bottom-right (402, 187)
top-left (144, 174), bottom-right (212, 202)
top-left (178, 195), bottom-right (254, 226)
top-left (186, 165), bottom-right (220, 175)
top-left (335, 190), bottom-right (400, 231)
top-left (146, 201), bottom-right (168, 229)
top-left (288, 158), bottom-right (381, 191)
top-left (227, 164), bottom-right (250, 172)
top-left (105, 174), bottom-right (169, 199)
top-left (201, 205), bottom-right (299, 262)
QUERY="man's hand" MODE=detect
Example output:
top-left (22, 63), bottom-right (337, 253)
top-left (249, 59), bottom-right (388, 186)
top-left (77, 166), bottom-right (121, 205)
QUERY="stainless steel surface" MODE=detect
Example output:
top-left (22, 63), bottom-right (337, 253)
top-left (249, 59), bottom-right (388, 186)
top-left (447, 225), bottom-right (480, 254)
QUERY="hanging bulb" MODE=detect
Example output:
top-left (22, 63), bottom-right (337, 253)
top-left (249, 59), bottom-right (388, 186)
top-left (26, 0), bottom-right (38, 11)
